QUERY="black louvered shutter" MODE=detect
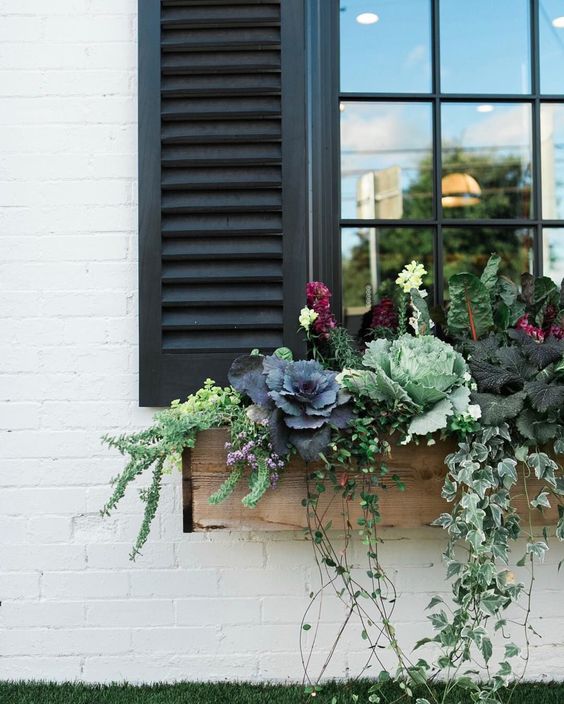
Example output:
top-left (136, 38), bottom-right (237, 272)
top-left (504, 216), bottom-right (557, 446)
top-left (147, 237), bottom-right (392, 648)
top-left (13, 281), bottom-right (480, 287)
top-left (139, 0), bottom-right (308, 406)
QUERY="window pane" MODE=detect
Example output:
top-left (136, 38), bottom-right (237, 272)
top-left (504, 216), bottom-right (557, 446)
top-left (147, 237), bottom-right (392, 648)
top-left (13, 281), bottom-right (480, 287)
top-left (340, 0), bottom-right (432, 93)
top-left (440, 0), bottom-right (530, 94)
top-left (341, 102), bottom-right (433, 220)
top-left (443, 228), bottom-right (533, 285)
top-left (441, 103), bottom-right (533, 219)
top-left (543, 229), bottom-right (564, 283)
top-left (540, 0), bottom-right (564, 94)
top-left (541, 104), bottom-right (564, 218)
top-left (341, 226), bottom-right (434, 332)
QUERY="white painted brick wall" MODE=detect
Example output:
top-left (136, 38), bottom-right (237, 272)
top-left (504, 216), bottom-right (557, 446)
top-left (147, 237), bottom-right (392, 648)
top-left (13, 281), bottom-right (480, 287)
top-left (0, 0), bottom-right (563, 685)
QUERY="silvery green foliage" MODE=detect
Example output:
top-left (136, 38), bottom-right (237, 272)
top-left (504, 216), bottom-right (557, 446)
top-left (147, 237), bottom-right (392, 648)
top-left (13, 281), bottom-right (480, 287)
top-left (228, 353), bottom-right (354, 462)
top-left (344, 334), bottom-right (471, 436)
top-left (424, 425), bottom-right (564, 702)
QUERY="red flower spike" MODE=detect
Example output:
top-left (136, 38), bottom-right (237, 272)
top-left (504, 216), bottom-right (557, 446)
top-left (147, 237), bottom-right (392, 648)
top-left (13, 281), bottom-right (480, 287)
top-left (306, 281), bottom-right (337, 340)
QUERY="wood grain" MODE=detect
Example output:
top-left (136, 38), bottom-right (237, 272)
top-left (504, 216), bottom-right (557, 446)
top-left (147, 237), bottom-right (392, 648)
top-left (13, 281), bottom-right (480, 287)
top-left (183, 429), bottom-right (559, 532)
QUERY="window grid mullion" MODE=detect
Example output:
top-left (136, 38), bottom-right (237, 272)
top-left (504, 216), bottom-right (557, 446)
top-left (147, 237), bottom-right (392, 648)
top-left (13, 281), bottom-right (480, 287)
top-left (432, 0), bottom-right (443, 304)
top-left (531, 0), bottom-right (544, 275)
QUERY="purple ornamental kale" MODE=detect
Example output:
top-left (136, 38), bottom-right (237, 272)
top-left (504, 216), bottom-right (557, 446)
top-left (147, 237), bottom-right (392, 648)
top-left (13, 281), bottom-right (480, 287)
top-left (228, 354), bottom-right (354, 462)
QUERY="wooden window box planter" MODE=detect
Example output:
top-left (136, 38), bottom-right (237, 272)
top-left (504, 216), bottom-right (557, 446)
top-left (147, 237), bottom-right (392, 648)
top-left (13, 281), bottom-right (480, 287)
top-left (182, 429), bottom-right (557, 532)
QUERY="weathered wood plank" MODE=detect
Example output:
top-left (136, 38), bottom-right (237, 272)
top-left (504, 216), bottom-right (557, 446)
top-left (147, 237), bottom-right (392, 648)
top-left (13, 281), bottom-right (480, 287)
top-left (183, 429), bottom-right (559, 532)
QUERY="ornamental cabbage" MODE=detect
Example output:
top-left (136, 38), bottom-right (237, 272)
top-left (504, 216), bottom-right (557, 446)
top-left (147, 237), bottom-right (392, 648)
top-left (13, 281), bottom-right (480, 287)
top-left (228, 354), bottom-right (354, 462)
top-left (343, 334), bottom-right (471, 436)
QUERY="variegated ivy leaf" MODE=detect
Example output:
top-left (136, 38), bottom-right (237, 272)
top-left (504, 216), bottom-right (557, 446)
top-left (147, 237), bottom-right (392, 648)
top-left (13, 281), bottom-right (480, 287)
top-left (456, 459), bottom-right (481, 487)
top-left (428, 610), bottom-right (449, 630)
top-left (466, 528), bottom-right (486, 553)
top-left (441, 476), bottom-right (458, 502)
top-left (471, 468), bottom-right (496, 498)
top-left (432, 513), bottom-right (453, 528)
top-left (531, 490), bottom-right (551, 510)
top-left (471, 442), bottom-right (490, 463)
top-left (527, 452), bottom-right (558, 487)
top-left (460, 492), bottom-right (486, 530)
top-left (497, 458), bottom-right (517, 489)
top-left (505, 643), bottom-right (520, 658)
top-left (497, 660), bottom-right (512, 678)
top-left (426, 595), bottom-right (444, 610)
top-left (479, 592), bottom-right (506, 617)
top-left (527, 541), bottom-right (549, 560)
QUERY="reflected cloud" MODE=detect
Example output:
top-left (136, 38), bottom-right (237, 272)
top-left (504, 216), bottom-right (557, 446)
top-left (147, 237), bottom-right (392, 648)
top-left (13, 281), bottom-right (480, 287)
top-left (452, 105), bottom-right (531, 150)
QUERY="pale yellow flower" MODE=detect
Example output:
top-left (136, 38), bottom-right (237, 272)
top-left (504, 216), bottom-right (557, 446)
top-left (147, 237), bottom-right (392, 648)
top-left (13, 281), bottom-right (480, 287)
top-left (395, 260), bottom-right (428, 293)
top-left (299, 306), bottom-right (318, 330)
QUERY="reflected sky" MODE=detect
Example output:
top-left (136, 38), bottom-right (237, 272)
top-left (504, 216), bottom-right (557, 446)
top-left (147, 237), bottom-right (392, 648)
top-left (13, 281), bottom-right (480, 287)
top-left (440, 0), bottom-right (530, 94)
top-left (540, 0), bottom-right (564, 93)
top-left (341, 0), bottom-right (564, 96)
top-left (340, 0), bottom-right (431, 93)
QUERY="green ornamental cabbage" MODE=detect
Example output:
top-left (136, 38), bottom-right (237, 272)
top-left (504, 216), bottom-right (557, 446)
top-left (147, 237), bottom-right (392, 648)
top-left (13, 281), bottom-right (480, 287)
top-left (344, 334), bottom-right (472, 436)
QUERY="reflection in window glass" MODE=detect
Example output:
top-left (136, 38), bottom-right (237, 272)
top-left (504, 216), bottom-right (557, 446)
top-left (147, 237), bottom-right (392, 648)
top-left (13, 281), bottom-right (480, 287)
top-left (543, 229), bottom-right (564, 283)
top-left (440, 0), bottom-right (530, 94)
top-left (541, 104), bottom-right (564, 218)
top-left (540, 0), bottom-right (564, 94)
top-left (341, 227), bottom-right (433, 333)
top-left (441, 103), bottom-right (533, 219)
top-left (443, 228), bottom-right (533, 285)
top-left (340, 0), bottom-right (431, 93)
top-left (340, 102), bottom-right (433, 220)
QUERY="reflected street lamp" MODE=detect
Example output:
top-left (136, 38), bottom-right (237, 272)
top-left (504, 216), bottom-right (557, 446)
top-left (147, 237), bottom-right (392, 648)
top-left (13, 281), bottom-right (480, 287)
top-left (441, 172), bottom-right (482, 208)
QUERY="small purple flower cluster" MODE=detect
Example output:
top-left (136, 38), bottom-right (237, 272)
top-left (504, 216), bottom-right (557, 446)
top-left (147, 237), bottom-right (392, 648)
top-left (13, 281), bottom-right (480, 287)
top-left (225, 439), bottom-right (259, 469)
top-left (225, 435), bottom-right (285, 488)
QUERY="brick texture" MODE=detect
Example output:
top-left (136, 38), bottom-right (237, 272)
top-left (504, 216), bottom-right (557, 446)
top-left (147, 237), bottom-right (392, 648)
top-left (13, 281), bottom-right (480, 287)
top-left (1, 0), bottom-right (563, 685)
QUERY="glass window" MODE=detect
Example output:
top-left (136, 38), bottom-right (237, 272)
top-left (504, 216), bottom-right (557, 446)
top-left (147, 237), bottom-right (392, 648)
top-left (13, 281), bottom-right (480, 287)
top-left (336, 1), bottom-right (564, 325)
top-left (441, 103), bottom-right (533, 219)
top-left (443, 228), bottom-right (533, 285)
top-left (340, 102), bottom-right (433, 220)
top-left (440, 0), bottom-right (530, 94)
top-left (341, 226), bottom-right (434, 330)
top-left (340, 0), bottom-right (432, 94)
top-left (541, 103), bottom-right (564, 218)
top-left (539, 0), bottom-right (564, 94)
top-left (543, 228), bottom-right (564, 283)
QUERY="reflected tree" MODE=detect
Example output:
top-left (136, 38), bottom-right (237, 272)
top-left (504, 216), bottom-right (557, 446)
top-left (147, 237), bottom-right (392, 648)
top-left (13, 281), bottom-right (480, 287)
top-left (342, 148), bottom-right (533, 309)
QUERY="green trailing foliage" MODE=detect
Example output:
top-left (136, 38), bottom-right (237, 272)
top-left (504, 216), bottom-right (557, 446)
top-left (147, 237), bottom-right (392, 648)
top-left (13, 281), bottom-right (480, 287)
top-left (101, 380), bottom-right (244, 558)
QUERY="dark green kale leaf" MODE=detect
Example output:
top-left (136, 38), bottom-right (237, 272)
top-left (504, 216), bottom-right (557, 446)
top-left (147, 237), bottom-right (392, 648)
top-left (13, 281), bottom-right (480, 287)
top-left (469, 360), bottom-right (522, 393)
top-left (471, 391), bottom-right (526, 426)
top-left (524, 380), bottom-right (564, 414)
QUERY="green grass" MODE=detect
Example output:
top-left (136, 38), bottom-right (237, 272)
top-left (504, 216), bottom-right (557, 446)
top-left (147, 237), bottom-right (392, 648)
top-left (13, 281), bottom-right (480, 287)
top-left (2, 681), bottom-right (564, 704)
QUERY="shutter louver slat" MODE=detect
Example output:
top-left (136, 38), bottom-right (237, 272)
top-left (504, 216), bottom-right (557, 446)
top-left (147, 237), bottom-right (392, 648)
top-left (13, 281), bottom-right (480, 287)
top-left (159, 0), bottom-right (284, 361)
top-left (140, 0), bottom-right (306, 405)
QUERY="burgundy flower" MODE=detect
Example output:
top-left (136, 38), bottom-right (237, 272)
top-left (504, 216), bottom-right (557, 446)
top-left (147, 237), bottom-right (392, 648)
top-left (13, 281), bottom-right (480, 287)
top-left (515, 314), bottom-right (545, 342)
top-left (370, 297), bottom-right (398, 330)
top-left (548, 324), bottom-right (564, 340)
top-left (543, 303), bottom-right (558, 329)
top-left (306, 281), bottom-right (336, 339)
